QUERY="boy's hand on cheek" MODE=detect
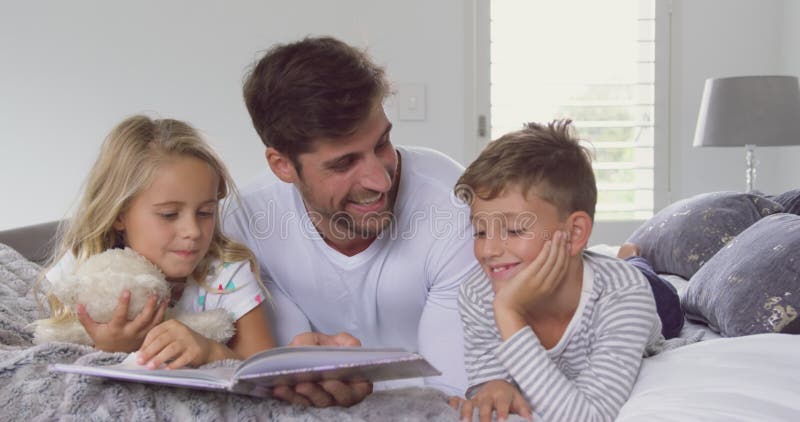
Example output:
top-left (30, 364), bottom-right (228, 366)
top-left (493, 231), bottom-right (571, 340)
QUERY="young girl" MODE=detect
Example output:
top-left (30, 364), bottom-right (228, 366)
top-left (39, 114), bottom-right (274, 369)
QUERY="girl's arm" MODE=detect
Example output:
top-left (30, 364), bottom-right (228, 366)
top-left (221, 304), bottom-right (275, 359)
top-left (136, 304), bottom-right (274, 369)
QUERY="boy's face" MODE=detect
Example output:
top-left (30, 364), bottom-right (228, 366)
top-left (470, 185), bottom-right (566, 293)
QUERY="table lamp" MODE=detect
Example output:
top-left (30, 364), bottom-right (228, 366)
top-left (693, 75), bottom-right (800, 193)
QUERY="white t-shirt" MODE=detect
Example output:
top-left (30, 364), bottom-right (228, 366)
top-left (46, 254), bottom-right (264, 321)
top-left (223, 145), bottom-right (480, 396)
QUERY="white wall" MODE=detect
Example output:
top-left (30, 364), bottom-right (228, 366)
top-left (3, 0), bottom-right (799, 238)
top-left (778, 0), bottom-right (800, 186)
top-left (668, 0), bottom-right (799, 201)
top-left (0, 0), bottom-right (467, 230)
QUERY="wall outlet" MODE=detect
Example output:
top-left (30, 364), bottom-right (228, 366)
top-left (395, 83), bottom-right (426, 121)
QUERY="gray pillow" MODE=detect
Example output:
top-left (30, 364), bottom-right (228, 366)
top-left (770, 189), bottom-right (800, 215)
top-left (682, 213), bottom-right (800, 337)
top-left (627, 192), bottom-right (783, 279)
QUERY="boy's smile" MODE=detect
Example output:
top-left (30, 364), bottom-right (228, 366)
top-left (470, 185), bottom-right (565, 292)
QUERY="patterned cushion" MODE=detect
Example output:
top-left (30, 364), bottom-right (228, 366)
top-left (769, 189), bottom-right (800, 215)
top-left (627, 192), bottom-right (783, 279)
top-left (682, 213), bottom-right (800, 336)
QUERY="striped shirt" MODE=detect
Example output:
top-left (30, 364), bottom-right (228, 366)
top-left (459, 250), bottom-right (663, 422)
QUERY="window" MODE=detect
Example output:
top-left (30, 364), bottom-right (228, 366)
top-left (476, 0), bottom-right (669, 223)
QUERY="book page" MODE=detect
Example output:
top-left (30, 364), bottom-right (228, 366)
top-left (235, 346), bottom-right (433, 379)
top-left (52, 352), bottom-right (236, 389)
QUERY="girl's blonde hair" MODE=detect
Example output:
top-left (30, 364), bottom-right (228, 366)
top-left (44, 114), bottom-right (262, 323)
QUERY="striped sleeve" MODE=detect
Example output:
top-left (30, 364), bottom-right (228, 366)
top-left (494, 285), bottom-right (659, 422)
top-left (458, 272), bottom-right (514, 398)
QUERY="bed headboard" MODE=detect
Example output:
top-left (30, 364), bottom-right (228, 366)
top-left (0, 220), bottom-right (60, 265)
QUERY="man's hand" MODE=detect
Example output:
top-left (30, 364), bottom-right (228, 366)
top-left (271, 331), bottom-right (373, 407)
top-left (288, 331), bottom-right (361, 347)
top-left (451, 380), bottom-right (532, 422)
top-left (76, 289), bottom-right (168, 352)
top-left (493, 230), bottom-right (570, 340)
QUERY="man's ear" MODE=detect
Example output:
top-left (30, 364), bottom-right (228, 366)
top-left (266, 147), bottom-right (298, 183)
top-left (565, 211), bottom-right (593, 256)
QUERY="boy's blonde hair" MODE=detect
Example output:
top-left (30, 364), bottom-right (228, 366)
top-left (456, 119), bottom-right (597, 220)
top-left (43, 114), bottom-right (262, 323)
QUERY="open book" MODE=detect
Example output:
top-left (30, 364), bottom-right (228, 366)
top-left (51, 346), bottom-right (440, 398)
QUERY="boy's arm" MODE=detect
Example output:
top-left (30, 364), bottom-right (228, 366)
top-left (458, 278), bottom-right (515, 398)
top-left (494, 286), bottom-right (659, 422)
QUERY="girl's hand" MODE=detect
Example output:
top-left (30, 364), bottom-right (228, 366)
top-left (136, 319), bottom-right (229, 369)
top-left (456, 380), bottom-right (532, 422)
top-left (493, 231), bottom-right (571, 339)
top-left (77, 289), bottom-right (168, 352)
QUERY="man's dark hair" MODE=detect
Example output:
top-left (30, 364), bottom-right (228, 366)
top-left (243, 36), bottom-right (391, 167)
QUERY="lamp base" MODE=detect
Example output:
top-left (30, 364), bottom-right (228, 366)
top-left (745, 144), bottom-right (757, 193)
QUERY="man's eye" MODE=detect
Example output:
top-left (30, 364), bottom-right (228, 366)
top-left (160, 213), bottom-right (178, 219)
top-left (507, 229), bottom-right (524, 236)
top-left (472, 231), bottom-right (486, 239)
top-left (331, 159), bottom-right (354, 172)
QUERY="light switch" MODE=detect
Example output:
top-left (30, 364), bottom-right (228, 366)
top-left (395, 83), bottom-right (426, 121)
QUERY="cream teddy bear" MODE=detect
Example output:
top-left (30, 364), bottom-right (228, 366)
top-left (33, 247), bottom-right (235, 346)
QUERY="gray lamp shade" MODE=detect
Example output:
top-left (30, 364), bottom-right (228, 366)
top-left (693, 75), bottom-right (800, 147)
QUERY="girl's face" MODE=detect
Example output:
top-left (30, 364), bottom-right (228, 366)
top-left (114, 156), bottom-right (219, 282)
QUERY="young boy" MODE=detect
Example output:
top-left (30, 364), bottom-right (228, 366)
top-left (454, 120), bottom-right (663, 422)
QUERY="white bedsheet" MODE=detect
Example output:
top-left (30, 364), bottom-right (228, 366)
top-left (617, 333), bottom-right (800, 421)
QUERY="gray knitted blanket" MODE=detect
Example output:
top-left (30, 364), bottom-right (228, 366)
top-left (0, 244), bottom-right (460, 421)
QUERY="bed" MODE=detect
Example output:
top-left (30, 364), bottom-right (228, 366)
top-left (2, 199), bottom-right (800, 421)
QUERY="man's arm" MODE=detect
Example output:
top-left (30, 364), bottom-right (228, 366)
top-left (418, 250), bottom-right (483, 397)
top-left (263, 280), bottom-right (312, 345)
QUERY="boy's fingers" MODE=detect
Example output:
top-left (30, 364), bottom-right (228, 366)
top-left (516, 239), bottom-right (552, 283)
top-left (541, 231), bottom-right (565, 275)
top-left (478, 399), bottom-right (493, 422)
top-left (542, 232), bottom-right (569, 290)
top-left (447, 396), bottom-right (461, 410)
top-left (495, 395), bottom-right (512, 421)
top-left (459, 399), bottom-right (474, 421)
top-left (511, 392), bottom-right (533, 420)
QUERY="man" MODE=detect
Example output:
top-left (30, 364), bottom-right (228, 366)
top-left (224, 36), bottom-right (480, 407)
